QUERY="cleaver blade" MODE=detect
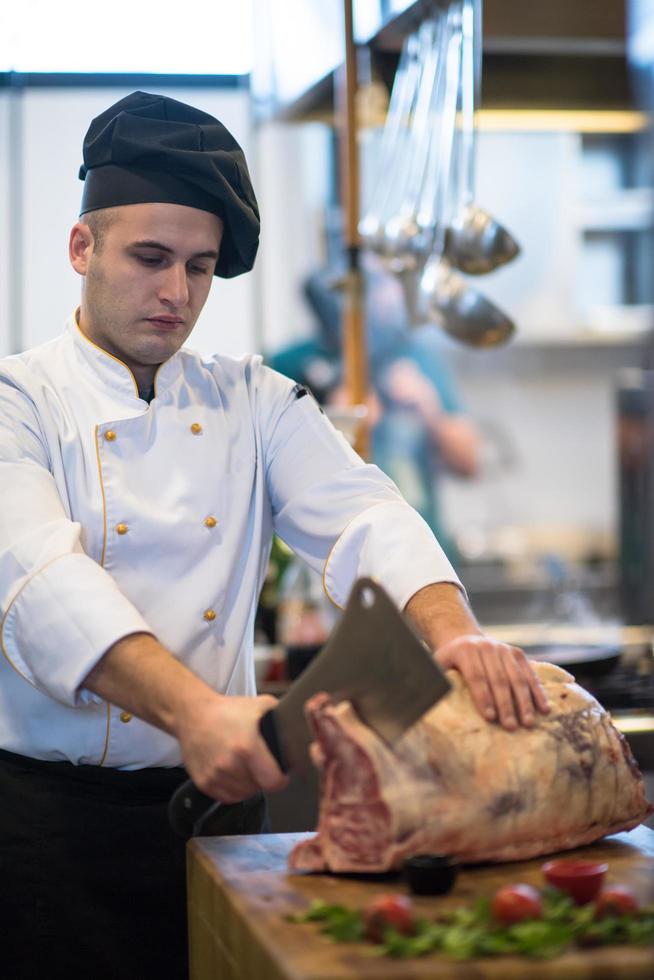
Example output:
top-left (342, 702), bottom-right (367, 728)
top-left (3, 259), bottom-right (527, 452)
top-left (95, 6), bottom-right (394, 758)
top-left (168, 577), bottom-right (451, 838)
top-left (261, 576), bottom-right (451, 773)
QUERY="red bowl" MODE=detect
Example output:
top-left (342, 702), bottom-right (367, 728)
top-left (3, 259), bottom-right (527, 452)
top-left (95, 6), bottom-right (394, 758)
top-left (541, 859), bottom-right (608, 905)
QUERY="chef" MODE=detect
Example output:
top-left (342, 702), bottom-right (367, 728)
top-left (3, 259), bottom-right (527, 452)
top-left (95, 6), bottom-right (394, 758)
top-left (0, 91), bottom-right (549, 979)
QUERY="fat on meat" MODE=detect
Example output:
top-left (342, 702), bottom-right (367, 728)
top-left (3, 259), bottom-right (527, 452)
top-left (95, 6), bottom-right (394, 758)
top-left (289, 662), bottom-right (653, 872)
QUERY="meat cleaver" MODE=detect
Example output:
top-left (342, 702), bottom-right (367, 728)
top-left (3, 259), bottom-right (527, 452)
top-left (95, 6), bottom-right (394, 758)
top-left (168, 577), bottom-right (451, 838)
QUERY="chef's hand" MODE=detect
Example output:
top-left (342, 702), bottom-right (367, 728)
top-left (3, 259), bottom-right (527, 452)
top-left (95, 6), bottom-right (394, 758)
top-left (435, 634), bottom-right (550, 731)
top-left (177, 694), bottom-right (289, 804)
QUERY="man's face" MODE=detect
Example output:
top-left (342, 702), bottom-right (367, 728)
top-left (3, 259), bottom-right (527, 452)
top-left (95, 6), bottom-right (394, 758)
top-left (70, 203), bottom-right (223, 382)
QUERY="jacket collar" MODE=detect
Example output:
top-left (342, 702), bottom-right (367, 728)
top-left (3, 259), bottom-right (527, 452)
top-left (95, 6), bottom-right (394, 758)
top-left (68, 311), bottom-right (183, 403)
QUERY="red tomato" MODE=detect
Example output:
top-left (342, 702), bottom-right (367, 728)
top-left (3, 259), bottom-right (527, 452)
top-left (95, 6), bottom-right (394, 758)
top-left (491, 884), bottom-right (543, 925)
top-left (595, 885), bottom-right (639, 918)
top-left (363, 894), bottom-right (415, 942)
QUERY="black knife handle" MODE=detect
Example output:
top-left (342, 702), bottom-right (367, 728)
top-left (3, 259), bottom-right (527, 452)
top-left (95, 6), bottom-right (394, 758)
top-left (258, 708), bottom-right (288, 772)
top-left (168, 780), bottom-right (221, 839)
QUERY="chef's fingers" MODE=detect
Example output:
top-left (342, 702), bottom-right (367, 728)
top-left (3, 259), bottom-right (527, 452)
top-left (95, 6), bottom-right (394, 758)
top-left (197, 769), bottom-right (260, 804)
top-left (510, 646), bottom-right (551, 714)
top-left (248, 737), bottom-right (290, 794)
top-left (441, 644), bottom-right (497, 723)
top-left (201, 755), bottom-right (287, 803)
top-left (195, 746), bottom-right (287, 804)
top-left (501, 648), bottom-right (540, 727)
top-left (479, 644), bottom-right (519, 730)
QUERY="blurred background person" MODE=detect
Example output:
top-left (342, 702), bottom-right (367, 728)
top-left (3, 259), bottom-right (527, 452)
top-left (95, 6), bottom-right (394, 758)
top-left (268, 246), bottom-right (481, 564)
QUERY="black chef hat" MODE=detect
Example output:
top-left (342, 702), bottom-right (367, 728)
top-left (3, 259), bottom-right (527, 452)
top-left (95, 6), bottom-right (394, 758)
top-left (78, 91), bottom-right (259, 278)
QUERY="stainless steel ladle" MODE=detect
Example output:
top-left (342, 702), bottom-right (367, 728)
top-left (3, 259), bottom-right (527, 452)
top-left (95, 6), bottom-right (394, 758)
top-left (358, 29), bottom-right (423, 253)
top-left (414, 3), bottom-right (514, 347)
top-left (382, 15), bottom-right (446, 270)
top-left (443, 0), bottom-right (520, 275)
top-left (386, 4), bottom-right (460, 325)
top-left (421, 253), bottom-right (515, 346)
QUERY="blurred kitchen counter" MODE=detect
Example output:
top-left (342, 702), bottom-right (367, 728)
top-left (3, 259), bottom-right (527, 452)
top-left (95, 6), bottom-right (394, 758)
top-left (457, 553), bottom-right (622, 627)
top-left (484, 622), bottom-right (654, 648)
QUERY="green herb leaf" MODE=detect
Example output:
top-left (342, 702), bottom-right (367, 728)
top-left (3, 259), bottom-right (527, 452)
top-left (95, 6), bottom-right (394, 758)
top-left (441, 924), bottom-right (489, 959)
top-left (508, 919), bottom-right (575, 958)
top-left (322, 910), bottom-right (365, 943)
top-left (380, 922), bottom-right (446, 958)
top-left (288, 900), bottom-right (364, 941)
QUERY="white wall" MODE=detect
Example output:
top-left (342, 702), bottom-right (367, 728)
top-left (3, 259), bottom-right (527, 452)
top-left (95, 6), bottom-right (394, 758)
top-left (472, 132), bottom-right (582, 337)
top-left (437, 343), bottom-right (628, 556)
top-left (8, 86), bottom-right (254, 357)
top-left (255, 120), bottom-right (333, 352)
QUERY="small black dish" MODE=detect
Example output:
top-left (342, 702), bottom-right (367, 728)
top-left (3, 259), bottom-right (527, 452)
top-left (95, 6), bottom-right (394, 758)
top-left (403, 854), bottom-right (459, 896)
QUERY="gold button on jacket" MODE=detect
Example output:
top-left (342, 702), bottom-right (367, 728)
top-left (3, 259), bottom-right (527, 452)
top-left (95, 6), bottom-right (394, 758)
top-left (115, 523), bottom-right (129, 535)
top-left (104, 430), bottom-right (116, 442)
top-left (119, 711), bottom-right (132, 723)
top-left (190, 422), bottom-right (202, 434)
top-left (203, 609), bottom-right (216, 622)
top-left (204, 516), bottom-right (217, 528)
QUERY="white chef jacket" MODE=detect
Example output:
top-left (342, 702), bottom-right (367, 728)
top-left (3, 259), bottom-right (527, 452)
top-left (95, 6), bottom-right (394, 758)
top-left (0, 315), bottom-right (460, 769)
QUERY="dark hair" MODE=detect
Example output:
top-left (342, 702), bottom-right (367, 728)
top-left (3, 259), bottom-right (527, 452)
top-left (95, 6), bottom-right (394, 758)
top-left (83, 208), bottom-right (116, 254)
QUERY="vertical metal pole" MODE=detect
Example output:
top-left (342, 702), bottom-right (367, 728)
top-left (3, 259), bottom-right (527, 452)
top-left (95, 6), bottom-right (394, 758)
top-left (337, 0), bottom-right (369, 458)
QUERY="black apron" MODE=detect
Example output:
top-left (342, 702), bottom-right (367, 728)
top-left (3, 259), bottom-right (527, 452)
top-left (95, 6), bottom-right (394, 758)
top-left (0, 748), bottom-right (268, 980)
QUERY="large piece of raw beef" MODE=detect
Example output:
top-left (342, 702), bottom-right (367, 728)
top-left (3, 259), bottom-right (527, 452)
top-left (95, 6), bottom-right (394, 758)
top-left (289, 662), bottom-right (653, 871)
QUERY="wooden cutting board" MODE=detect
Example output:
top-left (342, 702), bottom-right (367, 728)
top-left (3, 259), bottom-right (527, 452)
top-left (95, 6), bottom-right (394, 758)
top-left (187, 826), bottom-right (654, 979)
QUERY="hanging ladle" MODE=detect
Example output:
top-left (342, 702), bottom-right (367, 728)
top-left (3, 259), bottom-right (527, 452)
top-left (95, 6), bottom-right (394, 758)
top-left (443, 0), bottom-right (520, 275)
top-left (418, 3), bottom-right (515, 347)
top-left (359, 29), bottom-right (423, 254)
top-left (421, 253), bottom-right (515, 346)
top-left (386, 5), bottom-right (456, 325)
top-left (383, 14), bottom-right (446, 271)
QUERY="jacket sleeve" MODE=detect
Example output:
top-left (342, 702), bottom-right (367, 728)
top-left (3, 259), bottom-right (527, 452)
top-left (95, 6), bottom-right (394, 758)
top-left (257, 364), bottom-right (462, 610)
top-left (0, 379), bottom-right (152, 707)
